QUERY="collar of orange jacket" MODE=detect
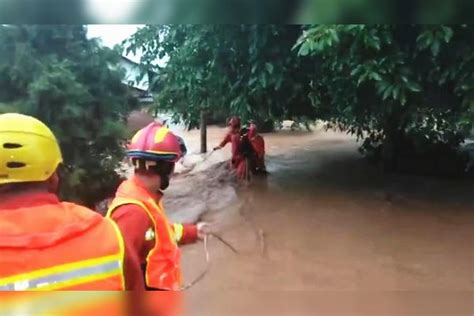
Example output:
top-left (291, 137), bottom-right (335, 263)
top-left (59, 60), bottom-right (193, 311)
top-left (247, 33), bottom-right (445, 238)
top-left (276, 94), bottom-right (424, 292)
top-left (129, 175), bottom-right (164, 202)
top-left (0, 192), bottom-right (104, 248)
top-left (0, 192), bottom-right (60, 210)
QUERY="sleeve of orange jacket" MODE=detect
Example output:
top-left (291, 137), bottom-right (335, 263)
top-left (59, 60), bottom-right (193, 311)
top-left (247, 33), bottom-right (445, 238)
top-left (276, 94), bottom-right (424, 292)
top-left (110, 204), bottom-right (152, 290)
top-left (172, 223), bottom-right (199, 245)
top-left (219, 133), bottom-right (231, 148)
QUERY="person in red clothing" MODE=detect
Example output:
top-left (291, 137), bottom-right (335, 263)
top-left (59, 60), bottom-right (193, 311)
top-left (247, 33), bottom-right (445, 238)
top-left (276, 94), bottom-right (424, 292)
top-left (0, 113), bottom-right (144, 291)
top-left (107, 122), bottom-right (209, 291)
top-left (214, 116), bottom-right (248, 179)
top-left (248, 123), bottom-right (267, 173)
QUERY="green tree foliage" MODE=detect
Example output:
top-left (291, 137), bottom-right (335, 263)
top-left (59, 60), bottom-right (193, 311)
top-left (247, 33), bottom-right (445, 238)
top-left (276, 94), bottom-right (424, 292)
top-left (128, 24), bottom-right (474, 175)
top-left (295, 25), bottom-right (474, 175)
top-left (126, 24), bottom-right (315, 130)
top-left (128, 25), bottom-right (229, 129)
top-left (0, 25), bottom-right (138, 206)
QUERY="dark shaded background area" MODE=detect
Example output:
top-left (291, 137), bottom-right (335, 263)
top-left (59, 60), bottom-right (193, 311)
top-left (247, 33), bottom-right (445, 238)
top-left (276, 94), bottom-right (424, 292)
top-left (0, 0), bottom-right (472, 23)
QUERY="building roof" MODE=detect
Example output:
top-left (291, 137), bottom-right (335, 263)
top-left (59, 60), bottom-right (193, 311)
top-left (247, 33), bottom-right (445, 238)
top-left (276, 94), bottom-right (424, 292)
top-left (120, 56), bottom-right (150, 92)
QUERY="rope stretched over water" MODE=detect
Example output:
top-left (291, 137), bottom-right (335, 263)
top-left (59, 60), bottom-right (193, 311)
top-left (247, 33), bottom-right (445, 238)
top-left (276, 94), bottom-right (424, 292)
top-left (177, 155), bottom-right (267, 290)
top-left (178, 150), bottom-right (216, 176)
top-left (210, 233), bottom-right (239, 254)
top-left (239, 194), bottom-right (267, 257)
top-left (179, 232), bottom-right (239, 290)
top-left (179, 234), bottom-right (210, 291)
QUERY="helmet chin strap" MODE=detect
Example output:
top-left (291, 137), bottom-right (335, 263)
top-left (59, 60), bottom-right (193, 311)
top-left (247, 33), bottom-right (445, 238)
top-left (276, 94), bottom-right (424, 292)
top-left (159, 174), bottom-right (170, 190)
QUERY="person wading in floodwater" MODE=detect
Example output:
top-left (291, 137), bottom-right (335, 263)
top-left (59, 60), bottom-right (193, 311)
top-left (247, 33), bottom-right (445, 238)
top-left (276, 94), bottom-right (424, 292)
top-left (214, 116), bottom-right (249, 180)
top-left (247, 123), bottom-right (267, 174)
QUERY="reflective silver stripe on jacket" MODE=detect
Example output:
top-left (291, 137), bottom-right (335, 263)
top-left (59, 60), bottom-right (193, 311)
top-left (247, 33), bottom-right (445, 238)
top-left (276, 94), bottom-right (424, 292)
top-left (0, 260), bottom-right (121, 291)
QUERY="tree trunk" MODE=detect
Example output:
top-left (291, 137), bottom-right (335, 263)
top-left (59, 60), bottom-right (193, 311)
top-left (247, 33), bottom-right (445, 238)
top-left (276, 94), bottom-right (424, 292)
top-left (200, 110), bottom-right (207, 153)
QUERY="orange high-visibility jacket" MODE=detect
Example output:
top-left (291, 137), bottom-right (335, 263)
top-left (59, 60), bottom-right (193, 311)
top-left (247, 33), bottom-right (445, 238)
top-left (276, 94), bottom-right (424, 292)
top-left (0, 196), bottom-right (125, 291)
top-left (0, 292), bottom-right (126, 315)
top-left (0, 292), bottom-right (184, 316)
top-left (107, 178), bottom-right (182, 290)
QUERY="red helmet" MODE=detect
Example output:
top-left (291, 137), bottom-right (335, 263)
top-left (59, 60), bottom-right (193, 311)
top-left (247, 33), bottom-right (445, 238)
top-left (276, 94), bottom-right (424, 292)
top-left (127, 122), bottom-right (182, 163)
top-left (228, 116), bottom-right (241, 128)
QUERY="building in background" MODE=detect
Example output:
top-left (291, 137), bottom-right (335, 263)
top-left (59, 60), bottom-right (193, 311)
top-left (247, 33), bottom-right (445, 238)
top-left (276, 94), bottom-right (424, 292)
top-left (120, 56), bottom-right (154, 104)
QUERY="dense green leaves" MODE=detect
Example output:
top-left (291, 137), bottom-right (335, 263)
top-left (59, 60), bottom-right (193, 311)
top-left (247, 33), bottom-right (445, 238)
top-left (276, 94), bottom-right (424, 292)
top-left (0, 25), bottom-right (137, 206)
top-left (296, 25), bottom-right (474, 174)
top-left (127, 24), bottom-right (474, 174)
top-left (126, 25), bottom-right (315, 129)
top-left (416, 26), bottom-right (454, 56)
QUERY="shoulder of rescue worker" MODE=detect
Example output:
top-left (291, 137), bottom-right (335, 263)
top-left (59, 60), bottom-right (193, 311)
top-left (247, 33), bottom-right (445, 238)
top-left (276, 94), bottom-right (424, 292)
top-left (60, 201), bottom-right (102, 217)
top-left (114, 203), bottom-right (148, 213)
top-left (112, 203), bottom-right (151, 221)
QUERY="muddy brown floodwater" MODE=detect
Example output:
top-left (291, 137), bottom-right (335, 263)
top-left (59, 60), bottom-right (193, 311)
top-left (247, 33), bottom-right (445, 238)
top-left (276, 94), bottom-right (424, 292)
top-left (163, 125), bottom-right (474, 315)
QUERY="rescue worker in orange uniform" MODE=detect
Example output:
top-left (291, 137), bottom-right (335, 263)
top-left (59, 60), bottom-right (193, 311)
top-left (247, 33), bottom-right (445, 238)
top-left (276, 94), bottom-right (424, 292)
top-left (248, 123), bottom-right (267, 173)
top-left (0, 113), bottom-right (143, 291)
top-left (214, 116), bottom-right (248, 179)
top-left (107, 122), bottom-right (209, 291)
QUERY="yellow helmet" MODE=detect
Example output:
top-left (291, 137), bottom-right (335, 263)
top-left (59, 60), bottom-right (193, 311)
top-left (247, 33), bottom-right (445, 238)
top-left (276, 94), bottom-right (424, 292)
top-left (0, 113), bottom-right (63, 185)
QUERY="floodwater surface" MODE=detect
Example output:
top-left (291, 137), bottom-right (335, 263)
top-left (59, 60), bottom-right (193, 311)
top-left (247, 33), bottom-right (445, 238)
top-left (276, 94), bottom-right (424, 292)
top-left (163, 126), bottom-right (474, 315)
